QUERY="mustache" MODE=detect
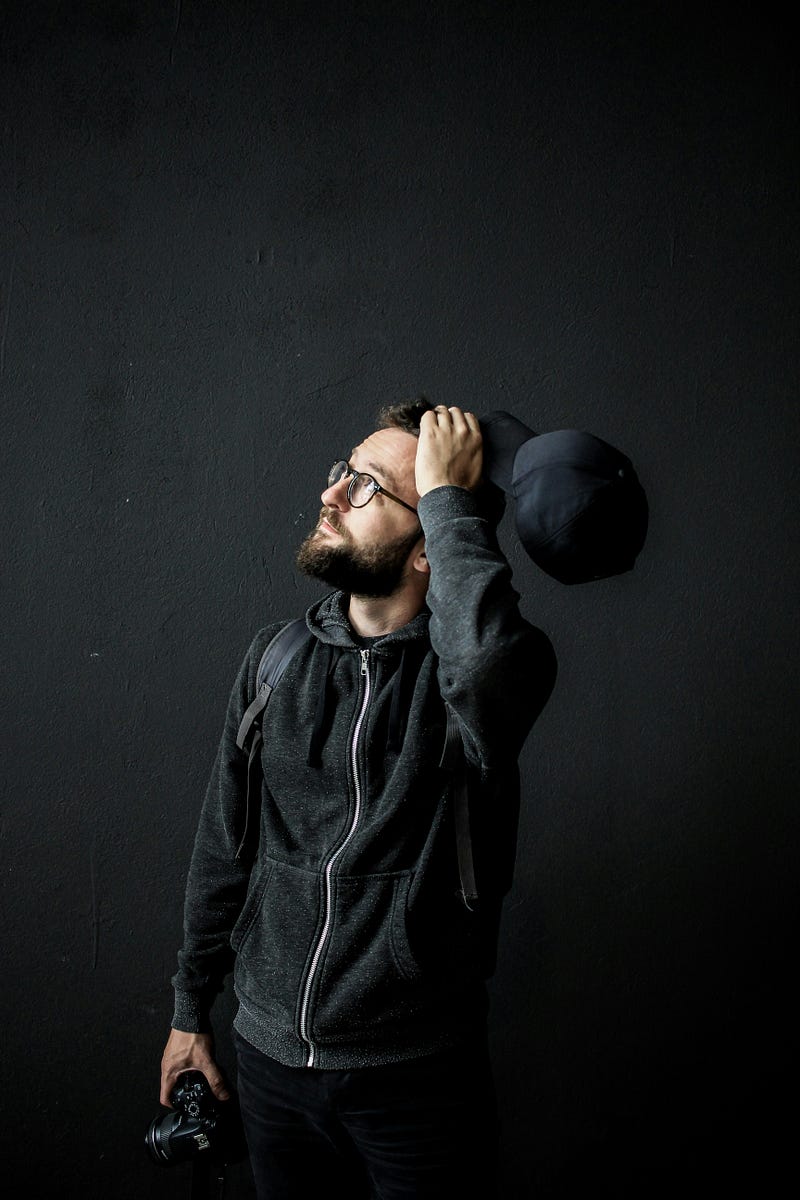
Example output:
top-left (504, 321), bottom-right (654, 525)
top-left (317, 508), bottom-right (346, 535)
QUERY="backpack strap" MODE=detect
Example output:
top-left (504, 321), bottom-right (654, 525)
top-left (234, 619), bottom-right (311, 862)
top-left (236, 619), bottom-right (311, 754)
top-left (439, 702), bottom-right (479, 912)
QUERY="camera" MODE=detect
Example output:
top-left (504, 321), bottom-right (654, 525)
top-left (145, 1070), bottom-right (247, 1167)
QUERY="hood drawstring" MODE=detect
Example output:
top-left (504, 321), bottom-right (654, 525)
top-left (387, 645), bottom-right (410, 755)
top-left (308, 644), bottom-right (339, 767)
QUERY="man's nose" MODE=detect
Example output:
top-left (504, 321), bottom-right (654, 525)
top-left (321, 476), bottom-right (350, 510)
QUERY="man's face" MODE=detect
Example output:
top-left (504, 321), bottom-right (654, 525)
top-left (296, 427), bottom-right (423, 598)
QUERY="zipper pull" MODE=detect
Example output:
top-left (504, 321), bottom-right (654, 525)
top-left (360, 649), bottom-right (369, 676)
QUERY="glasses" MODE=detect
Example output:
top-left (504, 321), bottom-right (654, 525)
top-left (327, 460), bottom-right (419, 516)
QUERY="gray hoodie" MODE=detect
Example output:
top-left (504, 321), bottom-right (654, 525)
top-left (172, 485), bottom-right (556, 1068)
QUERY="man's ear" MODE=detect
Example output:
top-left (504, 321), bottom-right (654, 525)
top-left (411, 544), bottom-right (430, 576)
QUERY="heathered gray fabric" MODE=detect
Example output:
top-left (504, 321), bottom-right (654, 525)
top-left (172, 485), bottom-right (556, 1068)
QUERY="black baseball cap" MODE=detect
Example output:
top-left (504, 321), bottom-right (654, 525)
top-left (479, 411), bottom-right (648, 584)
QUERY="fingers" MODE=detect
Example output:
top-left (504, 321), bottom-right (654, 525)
top-left (160, 1064), bottom-right (231, 1107)
top-left (428, 405), bottom-right (481, 436)
top-left (160, 1066), bottom-right (181, 1108)
top-left (194, 1064), bottom-right (231, 1103)
top-left (420, 406), bottom-right (477, 449)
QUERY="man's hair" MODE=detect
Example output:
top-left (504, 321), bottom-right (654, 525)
top-left (377, 396), bottom-right (434, 438)
top-left (377, 395), bottom-right (507, 527)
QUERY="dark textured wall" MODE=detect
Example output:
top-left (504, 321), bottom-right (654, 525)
top-left (2, 2), bottom-right (796, 1195)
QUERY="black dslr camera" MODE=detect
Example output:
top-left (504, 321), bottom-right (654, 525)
top-left (146, 1070), bottom-right (247, 1168)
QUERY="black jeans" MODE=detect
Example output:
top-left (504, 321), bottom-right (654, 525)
top-left (234, 1030), bottom-right (499, 1199)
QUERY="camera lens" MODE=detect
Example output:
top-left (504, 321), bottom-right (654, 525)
top-left (145, 1110), bottom-right (210, 1166)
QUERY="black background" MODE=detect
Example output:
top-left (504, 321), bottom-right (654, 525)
top-left (1, 2), bottom-right (796, 1195)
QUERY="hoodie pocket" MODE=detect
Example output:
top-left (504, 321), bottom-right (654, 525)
top-left (231, 856), bottom-right (321, 1025)
top-left (311, 870), bottom-right (423, 1040)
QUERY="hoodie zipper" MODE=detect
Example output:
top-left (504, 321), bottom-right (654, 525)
top-left (298, 647), bottom-right (371, 1067)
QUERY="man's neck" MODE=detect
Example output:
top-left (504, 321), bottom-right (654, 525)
top-left (347, 589), bottom-right (426, 638)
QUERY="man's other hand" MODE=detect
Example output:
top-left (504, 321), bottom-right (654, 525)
top-left (415, 406), bottom-right (483, 497)
top-left (159, 1027), bottom-right (231, 1107)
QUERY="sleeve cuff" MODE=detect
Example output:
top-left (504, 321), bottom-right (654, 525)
top-left (417, 485), bottom-right (486, 535)
top-left (171, 990), bottom-right (214, 1034)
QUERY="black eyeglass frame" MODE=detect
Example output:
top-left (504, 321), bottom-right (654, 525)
top-left (328, 460), bottom-right (419, 517)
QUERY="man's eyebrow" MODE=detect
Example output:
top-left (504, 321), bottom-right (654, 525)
top-left (349, 449), bottom-right (399, 490)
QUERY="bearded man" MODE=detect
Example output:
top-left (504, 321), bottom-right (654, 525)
top-left (159, 398), bottom-right (557, 1198)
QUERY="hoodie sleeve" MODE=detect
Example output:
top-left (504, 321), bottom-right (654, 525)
top-left (418, 485), bottom-right (556, 768)
top-left (170, 626), bottom-right (276, 1032)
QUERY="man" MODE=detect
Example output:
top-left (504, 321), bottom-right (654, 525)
top-left (160, 399), bottom-right (557, 1197)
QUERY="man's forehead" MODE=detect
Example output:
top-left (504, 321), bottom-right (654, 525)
top-left (350, 427), bottom-right (418, 488)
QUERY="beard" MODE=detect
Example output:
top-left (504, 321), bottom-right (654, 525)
top-left (295, 510), bottom-right (422, 599)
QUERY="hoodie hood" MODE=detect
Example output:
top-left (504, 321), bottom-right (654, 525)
top-left (305, 590), bottom-right (431, 651)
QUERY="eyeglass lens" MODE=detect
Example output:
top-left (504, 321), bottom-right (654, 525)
top-left (327, 461), bottom-right (377, 508)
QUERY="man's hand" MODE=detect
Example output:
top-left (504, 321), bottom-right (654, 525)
top-left (159, 1028), bottom-right (231, 1107)
top-left (415, 405), bottom-right (483, 498)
